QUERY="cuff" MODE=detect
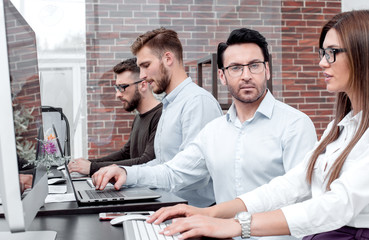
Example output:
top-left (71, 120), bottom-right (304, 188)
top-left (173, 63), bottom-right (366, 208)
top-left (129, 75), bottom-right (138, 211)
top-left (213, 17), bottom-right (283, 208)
top-left (237, 192), bottom-right (265, 214)
top-left (281, 204), bottom-right (309, 238)
top-left (123, 166), bottom-right (138, 185)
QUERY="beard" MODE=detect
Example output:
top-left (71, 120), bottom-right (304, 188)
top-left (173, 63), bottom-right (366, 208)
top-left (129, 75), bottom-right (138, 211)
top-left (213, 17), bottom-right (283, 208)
top-left (123, 88), bottom-right (141, 112)
top-left (226, 75), bottom-right (267, 104)
top-left (152, 62), bottom-right (171, 94)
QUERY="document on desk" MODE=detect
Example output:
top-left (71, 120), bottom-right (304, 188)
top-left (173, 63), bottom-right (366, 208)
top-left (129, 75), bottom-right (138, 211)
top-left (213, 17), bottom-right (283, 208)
top-left (45, 193), bottom-right (76, 203)
top-left (48, 185), bottom-right (67, 194)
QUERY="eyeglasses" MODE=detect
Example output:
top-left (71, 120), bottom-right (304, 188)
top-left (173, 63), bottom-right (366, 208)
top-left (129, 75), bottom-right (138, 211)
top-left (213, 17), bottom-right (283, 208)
top-left (319, 48), bottom-right (346, 64)
top-left (222, 62), bottom-right (265, 78)
top-left (113, 80), bottom-right (143, 93)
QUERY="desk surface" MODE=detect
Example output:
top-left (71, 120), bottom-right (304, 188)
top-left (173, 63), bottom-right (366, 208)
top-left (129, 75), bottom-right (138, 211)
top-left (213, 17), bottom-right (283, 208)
top-left (37, 188), bottom-right (187, 216)
top-left (1, 213), bottom-right (121, 240)
top-left (0, 187), bottom-right (186, 216)
top-left (1, 174), bottom-right (187, 216)
top-left (0, 213), bottom-right (233, 240)
top-left (0, 173), bottom-right (190, 239)
top-left (0, 189), bottom-right (188, 239)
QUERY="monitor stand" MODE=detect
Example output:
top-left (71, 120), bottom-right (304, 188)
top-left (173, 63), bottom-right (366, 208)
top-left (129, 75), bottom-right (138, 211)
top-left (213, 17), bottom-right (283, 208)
top-left (0, 231), bottom-right (57, 240)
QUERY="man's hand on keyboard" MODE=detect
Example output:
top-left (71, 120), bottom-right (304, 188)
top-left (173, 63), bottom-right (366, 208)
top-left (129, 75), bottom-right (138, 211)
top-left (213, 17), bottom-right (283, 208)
top-left (147, 203), bottom-right (208, 225)
top-left (91, 164), bottom-right (127, 190)
top-left (68, 157), bottom-right (91, 175)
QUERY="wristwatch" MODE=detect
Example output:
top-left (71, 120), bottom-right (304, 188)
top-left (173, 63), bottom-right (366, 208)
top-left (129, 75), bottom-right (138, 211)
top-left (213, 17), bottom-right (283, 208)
top-left (235, 211), bottom-right (252, 239)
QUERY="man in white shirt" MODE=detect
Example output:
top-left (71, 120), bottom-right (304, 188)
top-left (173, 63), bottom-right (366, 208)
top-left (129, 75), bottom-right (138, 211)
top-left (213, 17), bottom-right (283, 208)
top-left (93, 28), bottom-right (317, 234)
top-left (93, 28), bottom-right (223, 207)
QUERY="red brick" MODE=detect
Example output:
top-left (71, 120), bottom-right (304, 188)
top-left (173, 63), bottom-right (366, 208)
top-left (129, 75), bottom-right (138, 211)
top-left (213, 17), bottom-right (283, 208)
top-left (283, 2), bottom-right (304, 7)
top-left (282, 7), bottom-right (302, 13)
top-left (305, 1), bottom-right (326, 7)
top-left (284, 98), bottom-right (305, 104)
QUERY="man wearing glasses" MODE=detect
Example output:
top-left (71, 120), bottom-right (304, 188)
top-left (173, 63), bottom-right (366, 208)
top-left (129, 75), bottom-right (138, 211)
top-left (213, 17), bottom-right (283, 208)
top-left (68, 58), bottom-right (162, 176)
top-left (92, 28), bottom-right (316, 218)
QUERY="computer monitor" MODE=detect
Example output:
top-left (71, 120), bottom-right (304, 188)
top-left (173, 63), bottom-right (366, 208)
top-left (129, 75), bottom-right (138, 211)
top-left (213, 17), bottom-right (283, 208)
top-left (0, 0), bottom-right (56, 238)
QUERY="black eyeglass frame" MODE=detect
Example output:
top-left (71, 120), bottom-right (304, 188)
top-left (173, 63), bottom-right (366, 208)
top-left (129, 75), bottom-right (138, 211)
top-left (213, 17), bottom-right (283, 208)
top-left (221, 61), bottom-right (266, 76)
top-left (319, 48), bottom-right (347, 64)
top-left (113, 80), bottom-right (143, 93)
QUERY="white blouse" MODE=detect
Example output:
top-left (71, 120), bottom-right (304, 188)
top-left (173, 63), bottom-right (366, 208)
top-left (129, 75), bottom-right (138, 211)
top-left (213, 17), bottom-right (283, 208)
top-left (239, 111), bottom-right (369, 238)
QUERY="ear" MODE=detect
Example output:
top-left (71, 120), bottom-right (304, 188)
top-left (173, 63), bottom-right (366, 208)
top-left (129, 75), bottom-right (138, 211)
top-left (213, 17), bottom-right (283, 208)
top-left (138, 80), bottom-right (148, 93)
top-left (162, 51), bottom-right (174, 67)
top-left (265, 62), bottom-right (271, 81)
top-left (218, 69), bottom-right (227, 86)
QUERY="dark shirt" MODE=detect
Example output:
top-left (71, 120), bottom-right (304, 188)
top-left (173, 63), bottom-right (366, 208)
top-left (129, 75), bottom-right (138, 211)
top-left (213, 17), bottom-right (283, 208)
top-left (89, 103), bottom-right (162, 175)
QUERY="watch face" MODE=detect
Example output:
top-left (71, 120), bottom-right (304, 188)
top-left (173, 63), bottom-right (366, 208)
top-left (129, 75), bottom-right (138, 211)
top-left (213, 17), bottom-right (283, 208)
top-left (236, 211), bottom-right (250, 220)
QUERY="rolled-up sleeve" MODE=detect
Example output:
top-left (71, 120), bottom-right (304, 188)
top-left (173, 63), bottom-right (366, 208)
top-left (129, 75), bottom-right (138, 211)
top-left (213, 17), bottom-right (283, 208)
top-left (282, 153), bottom-right (369, 237)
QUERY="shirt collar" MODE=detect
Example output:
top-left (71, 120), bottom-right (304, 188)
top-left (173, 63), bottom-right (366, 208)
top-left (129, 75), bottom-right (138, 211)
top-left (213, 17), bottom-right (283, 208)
top-left (162, 77), bottom-right (192, 107)
top-left (337, 110), bottom-right (362, 127)
top-left (226, 90), bottom-right (275, 123)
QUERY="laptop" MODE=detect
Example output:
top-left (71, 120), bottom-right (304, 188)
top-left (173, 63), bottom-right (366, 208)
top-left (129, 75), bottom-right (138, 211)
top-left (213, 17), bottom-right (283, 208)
top-left (51, 125), bottom-right (161, 206)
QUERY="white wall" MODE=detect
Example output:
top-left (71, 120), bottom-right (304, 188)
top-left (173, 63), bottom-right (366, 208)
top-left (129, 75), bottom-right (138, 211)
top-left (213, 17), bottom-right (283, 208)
top-left (12, 0), bottom-right (88, 159)
top-left (342, 0), bottom-right (369, 11)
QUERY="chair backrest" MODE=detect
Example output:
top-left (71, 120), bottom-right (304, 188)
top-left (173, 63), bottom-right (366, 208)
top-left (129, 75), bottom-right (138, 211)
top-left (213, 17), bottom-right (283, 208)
top-left (41, 106), bottom-right (70, 157)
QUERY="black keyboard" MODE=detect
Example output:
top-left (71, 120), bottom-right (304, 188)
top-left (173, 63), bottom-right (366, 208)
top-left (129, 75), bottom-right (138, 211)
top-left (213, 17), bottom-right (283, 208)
top-left (85, 189), bottom-right (126, 199)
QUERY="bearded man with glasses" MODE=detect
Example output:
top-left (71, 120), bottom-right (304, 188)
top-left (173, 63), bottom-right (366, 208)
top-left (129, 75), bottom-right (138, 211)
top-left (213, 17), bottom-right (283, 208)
top-left (68, 58), bottom-right (162, 176)
top-left (92, 29), bottom-right (317, 225)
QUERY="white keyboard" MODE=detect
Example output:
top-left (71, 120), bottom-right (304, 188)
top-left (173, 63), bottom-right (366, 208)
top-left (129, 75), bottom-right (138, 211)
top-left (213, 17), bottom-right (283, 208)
top-left (123, 219), bottom-right (179, 240)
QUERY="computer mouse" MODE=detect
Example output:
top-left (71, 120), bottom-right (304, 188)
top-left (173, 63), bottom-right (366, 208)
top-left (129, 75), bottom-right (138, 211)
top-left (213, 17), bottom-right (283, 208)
top-left (48, 178), bottom-right (66, 185)
top-left (110, 214), bottom-right (149, 226)
top-left (57, 165), bottom-right (65, 170)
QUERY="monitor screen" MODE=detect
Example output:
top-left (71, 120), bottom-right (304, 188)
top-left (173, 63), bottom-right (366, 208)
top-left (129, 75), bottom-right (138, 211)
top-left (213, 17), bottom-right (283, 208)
top-left (5, 0), bottom-right (43, 175)
top-left (0, 0), bottom-right (56, 238)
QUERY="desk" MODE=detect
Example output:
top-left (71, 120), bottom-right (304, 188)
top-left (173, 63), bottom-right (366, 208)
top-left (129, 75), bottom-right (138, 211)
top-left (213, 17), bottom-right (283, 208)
top-left (1, 186), bottom-right (186, 216)
top-left (36, 188), bottom-right (187, 216)
top-left (1, 178), bottom-right (187, 216)
top-left (1, 177), bottom-right (188, 238)
top-left (0, 213), bottom-right (233, 240)
top-left (1, 213), bottom-right (121, 240)
top-left (0, 188), bottom-right (189, 240)
top-left (0, 190), bottom-right (188, 239)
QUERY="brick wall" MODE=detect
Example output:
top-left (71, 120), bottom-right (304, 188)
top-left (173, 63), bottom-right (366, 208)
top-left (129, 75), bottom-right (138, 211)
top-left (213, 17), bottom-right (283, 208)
top-left (86, 0), bottom-right (341, 158)
top-left (281, 0), bottom-right (341, 137)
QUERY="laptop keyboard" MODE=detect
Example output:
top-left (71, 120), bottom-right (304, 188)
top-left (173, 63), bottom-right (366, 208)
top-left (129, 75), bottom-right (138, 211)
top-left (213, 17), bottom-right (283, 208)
top-left (130, 220), bottom-right (179, 240)
top-left (85, 189), bottom-right (126, 199)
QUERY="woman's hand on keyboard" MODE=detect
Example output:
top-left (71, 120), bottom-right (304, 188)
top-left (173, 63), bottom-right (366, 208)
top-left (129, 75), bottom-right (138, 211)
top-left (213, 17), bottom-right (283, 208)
top-left (161, 215), bottom-right (239, 240)
top-left (147, 204), bottom-right (209, 225)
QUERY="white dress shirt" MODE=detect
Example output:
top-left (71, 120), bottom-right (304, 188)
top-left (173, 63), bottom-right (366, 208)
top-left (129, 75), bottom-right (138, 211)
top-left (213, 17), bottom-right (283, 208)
top-left (135, 77), bottom-right (223, 207)
top-left (126, 91), bottom-right (317, 229)
top-left (240, 111), bottom-right (369, 238)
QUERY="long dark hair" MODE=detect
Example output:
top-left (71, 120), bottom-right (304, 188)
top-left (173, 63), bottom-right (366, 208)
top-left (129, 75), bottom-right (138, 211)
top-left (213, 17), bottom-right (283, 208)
top-left (306, 10), bottom-right (369, 189)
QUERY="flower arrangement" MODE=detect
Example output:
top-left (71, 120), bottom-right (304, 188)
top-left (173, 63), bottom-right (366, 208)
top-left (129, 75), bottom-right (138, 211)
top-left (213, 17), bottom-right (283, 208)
top-left (13, 104), bottom-right (36, 161)
top-left (23, 130), bottom-right (70, 172)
